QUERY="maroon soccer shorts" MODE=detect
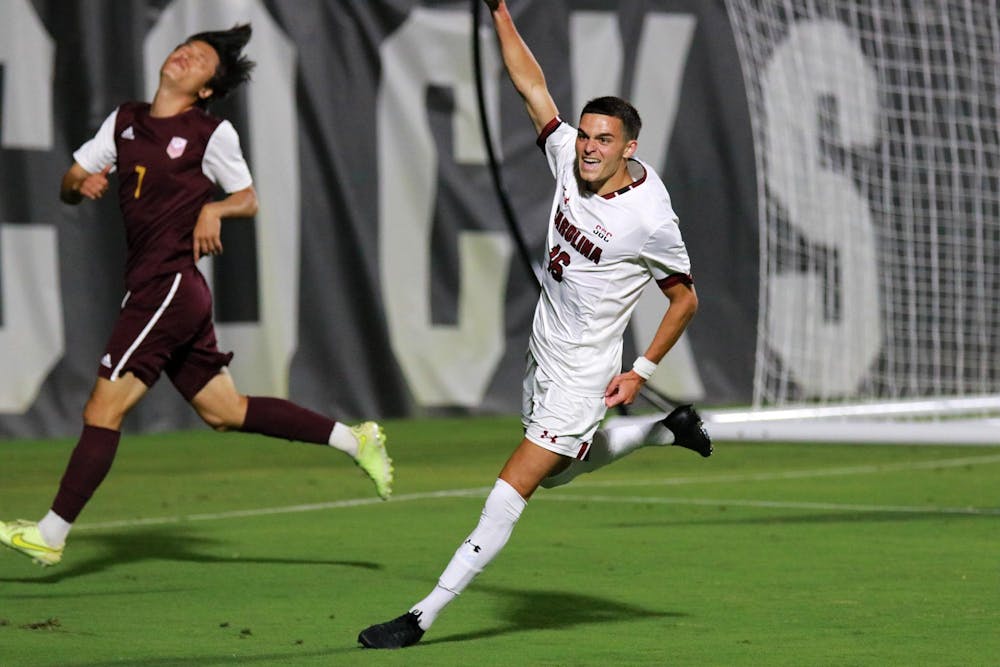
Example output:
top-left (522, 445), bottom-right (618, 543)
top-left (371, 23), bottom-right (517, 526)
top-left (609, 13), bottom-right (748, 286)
top-left (97, 267), bottom-right (233, 401)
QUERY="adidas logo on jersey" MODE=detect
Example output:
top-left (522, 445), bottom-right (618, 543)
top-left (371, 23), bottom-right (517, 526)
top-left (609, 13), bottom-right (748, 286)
top-left (120, 126), bottom-right (135, 140)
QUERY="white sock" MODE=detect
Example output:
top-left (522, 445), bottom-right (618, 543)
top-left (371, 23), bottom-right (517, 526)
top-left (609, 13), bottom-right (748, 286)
top-left (327, 422), bottom-right (358, 457)
top-left (38, 510), bottom-right (71, 548)
top-left (541, 415), bottom-right (672, 489)
top-left (409, 478), bottom-right (527, 630)
top-left (409, 585), bottom-right (456, 630)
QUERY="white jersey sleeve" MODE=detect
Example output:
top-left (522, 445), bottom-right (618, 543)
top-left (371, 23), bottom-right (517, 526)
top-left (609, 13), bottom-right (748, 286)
top-left (202, 120), bottom-right (253, 193)
top-left (72, 108), bottom-right (119, 174)
top-left (641, 211), bottom-right (692, 282)
top-left (540, 118), bottom-right (577, 177)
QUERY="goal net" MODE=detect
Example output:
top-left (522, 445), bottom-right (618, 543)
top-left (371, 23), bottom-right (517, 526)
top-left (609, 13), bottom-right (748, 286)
top-left (718, 0), bottom-right (1000, 442)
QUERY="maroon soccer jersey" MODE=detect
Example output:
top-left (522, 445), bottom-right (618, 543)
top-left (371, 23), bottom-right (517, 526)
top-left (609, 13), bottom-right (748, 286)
top-left (112, 102), bottom-right (223, 290)
top-left (72, 102), bottom-right (251, 391)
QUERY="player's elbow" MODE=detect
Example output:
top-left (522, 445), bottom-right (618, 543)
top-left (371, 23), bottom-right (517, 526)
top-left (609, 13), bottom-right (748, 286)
top-left (672, 286), bottom-right (699, 325)
top-left (60, 189), bottom-right (82, 205)
top-left (245, 194), bottom-right (259, 217)
top-left (59, 174), bottom-right (83, 205)
top-left (686, 290), bottom-right (699, 316)
top-left (684, 293), bottom-right (699, 323)
top-left (241, 187), bottom-right (259, 217)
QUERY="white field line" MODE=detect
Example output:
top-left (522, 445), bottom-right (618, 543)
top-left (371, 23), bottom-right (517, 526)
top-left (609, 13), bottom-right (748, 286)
top-left (73, 453), bottom-right (1000, 531)
top-left (538, 494), bottom-right (1000, 516)
top-left (73, 487), bottom-right (493, 531)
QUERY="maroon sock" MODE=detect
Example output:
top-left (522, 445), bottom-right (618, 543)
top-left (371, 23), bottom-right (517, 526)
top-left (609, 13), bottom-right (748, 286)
top-left (241, 396), bottom-right (336, 445)
top-left (51, 425), bottom-right (121, 522)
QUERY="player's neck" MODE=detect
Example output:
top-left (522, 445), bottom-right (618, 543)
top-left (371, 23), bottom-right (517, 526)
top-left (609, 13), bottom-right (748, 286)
top-left (150, 87), bottom-right (199, 118)
top-left (588, 162), bottom-right (633, 197)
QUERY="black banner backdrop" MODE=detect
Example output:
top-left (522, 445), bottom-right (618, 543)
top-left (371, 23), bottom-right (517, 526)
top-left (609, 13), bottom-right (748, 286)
top-left (0, 0), bottom-right (756, 437)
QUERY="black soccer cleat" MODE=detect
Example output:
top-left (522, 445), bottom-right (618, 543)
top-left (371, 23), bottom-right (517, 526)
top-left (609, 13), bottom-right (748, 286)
top-left (357, 611), bottom-right (425, 649)
top-left (662, 404), bottom-right (713, 457)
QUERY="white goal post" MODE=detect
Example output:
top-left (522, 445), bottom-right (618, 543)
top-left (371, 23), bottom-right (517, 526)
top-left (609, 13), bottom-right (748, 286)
top-left (721, 0), bottom-right (1000, 443)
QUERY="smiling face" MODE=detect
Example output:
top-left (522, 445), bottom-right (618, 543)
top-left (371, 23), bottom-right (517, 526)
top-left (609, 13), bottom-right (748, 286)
top-left (574, 113), bottom-right (638, 194)
top-left (160, 39), bottom-right (220, 102)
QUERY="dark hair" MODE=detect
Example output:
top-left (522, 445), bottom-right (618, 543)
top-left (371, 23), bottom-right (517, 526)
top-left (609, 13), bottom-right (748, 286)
top-left (580, 96), bottom-right (642, 141)
top-left (186, 23), bottom-right (255, 108)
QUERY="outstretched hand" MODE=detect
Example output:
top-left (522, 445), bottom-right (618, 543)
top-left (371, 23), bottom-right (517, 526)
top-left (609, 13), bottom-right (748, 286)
top-left (604, 370), bottom-right (644, 408)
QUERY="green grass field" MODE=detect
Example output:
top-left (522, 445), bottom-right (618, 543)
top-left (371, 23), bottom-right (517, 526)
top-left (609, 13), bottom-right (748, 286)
top-left (1, 415), bottom-right (998, 666)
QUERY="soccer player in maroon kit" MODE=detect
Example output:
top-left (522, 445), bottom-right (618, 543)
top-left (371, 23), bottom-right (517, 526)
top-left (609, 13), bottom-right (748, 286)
top-left (0, 24), bottom-right (393, 567)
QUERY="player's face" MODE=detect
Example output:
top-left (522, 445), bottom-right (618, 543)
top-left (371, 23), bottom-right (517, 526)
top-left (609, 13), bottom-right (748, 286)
top-left (160, 40), bottom-right (220, 101)
top-left (575, 113), bottom-right (637, 192)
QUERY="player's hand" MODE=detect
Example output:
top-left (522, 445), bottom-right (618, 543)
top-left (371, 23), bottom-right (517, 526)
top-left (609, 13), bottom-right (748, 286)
top-left (483, 0), bottom-right (501, 12)
top-left (193, 204), bottom-right (223, 261)
top-left (77, 164), bottom-right (112, 200)
top-left (604, 370), bottom-right (644, 408)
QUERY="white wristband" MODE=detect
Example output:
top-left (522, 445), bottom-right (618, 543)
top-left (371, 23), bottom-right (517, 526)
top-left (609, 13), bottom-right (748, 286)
top-left (632, 356), bottom-right (657, 380)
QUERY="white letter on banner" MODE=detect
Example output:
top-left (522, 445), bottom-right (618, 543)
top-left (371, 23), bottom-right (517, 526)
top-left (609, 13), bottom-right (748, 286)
top-left (763, 20), bottom-right (881, 396)
top-left (146, 0), bottom-right (299, 396)
top-left (378, 8), bottom-right (511, 407)
top-left (0, 0), bottom-right (63, 413)
top-left (570, 11), bottom-right (704, 400)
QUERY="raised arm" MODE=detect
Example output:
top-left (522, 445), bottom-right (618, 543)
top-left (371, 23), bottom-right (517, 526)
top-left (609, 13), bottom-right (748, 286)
top-left (484, 0), bottom-right (559, 134)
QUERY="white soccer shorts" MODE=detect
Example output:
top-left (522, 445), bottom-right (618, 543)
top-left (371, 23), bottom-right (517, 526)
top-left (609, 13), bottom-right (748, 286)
top-left (521, 353), bottom-right (607, 460)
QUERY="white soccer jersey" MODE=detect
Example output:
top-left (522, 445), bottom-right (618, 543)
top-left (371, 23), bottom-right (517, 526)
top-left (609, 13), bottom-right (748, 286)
top-left (529, 118), bottom-right (692, 397)
top-left (73, 107), bottom-right (253, 193)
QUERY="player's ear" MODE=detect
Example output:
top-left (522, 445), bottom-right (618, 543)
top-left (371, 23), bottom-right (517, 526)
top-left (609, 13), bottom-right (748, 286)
top-left (624, 139), bottom-right (638, 158)
top-left (198, 87), bottom-right (214, 101)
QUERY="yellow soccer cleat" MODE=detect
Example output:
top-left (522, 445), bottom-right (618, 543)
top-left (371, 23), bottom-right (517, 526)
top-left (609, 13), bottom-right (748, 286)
top-left (351, 422), bottom-right (394, 500)
top-left (0, 519), bottom-right (63, 566)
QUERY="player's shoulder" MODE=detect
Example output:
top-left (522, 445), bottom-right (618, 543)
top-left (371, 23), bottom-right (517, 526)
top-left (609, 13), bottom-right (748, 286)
top-left (633, 158), bottom-right (668, 192)
top-left (191, 105), bottom-right (222, 122)
top-left (118, 100), bottom-right (149, 113)
top-left (616, 159), bottom-right (668, 205)
top-left (627, 161), bottom-right (680, 231)
top-left (537, 116), bottom-right (576, 149)
top-left (115, 101), bottom-right (149, 122)
top-left (188, 106), bottom-right (227, 132)
top-left (171, 108), bottom-right (234, 150)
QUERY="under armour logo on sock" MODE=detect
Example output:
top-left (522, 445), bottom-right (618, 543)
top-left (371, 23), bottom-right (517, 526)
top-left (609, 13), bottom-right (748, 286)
top-left (464, 539), bottom-right (482, 553)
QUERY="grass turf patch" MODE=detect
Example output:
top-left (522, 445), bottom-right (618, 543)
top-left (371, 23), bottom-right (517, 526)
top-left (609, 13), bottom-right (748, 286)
top-left (1, 415), bottom-right (998, 665)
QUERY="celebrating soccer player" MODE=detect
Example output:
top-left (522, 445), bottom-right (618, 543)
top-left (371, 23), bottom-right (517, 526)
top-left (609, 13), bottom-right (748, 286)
top-left (357, 0), bottom-right (711, 649)
top-left (0, 24), bottom-right (393, 567)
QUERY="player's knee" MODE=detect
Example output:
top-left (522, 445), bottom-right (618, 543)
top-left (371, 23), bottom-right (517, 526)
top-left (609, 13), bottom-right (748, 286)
top-left (195, 395), bottom-right (247, 432)
top-left (198, 409), bottom-right (236, 432)
top-left (82, 399), bottom-right (124, 430)
top-left (203, 414), bottom-right (230, 432)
